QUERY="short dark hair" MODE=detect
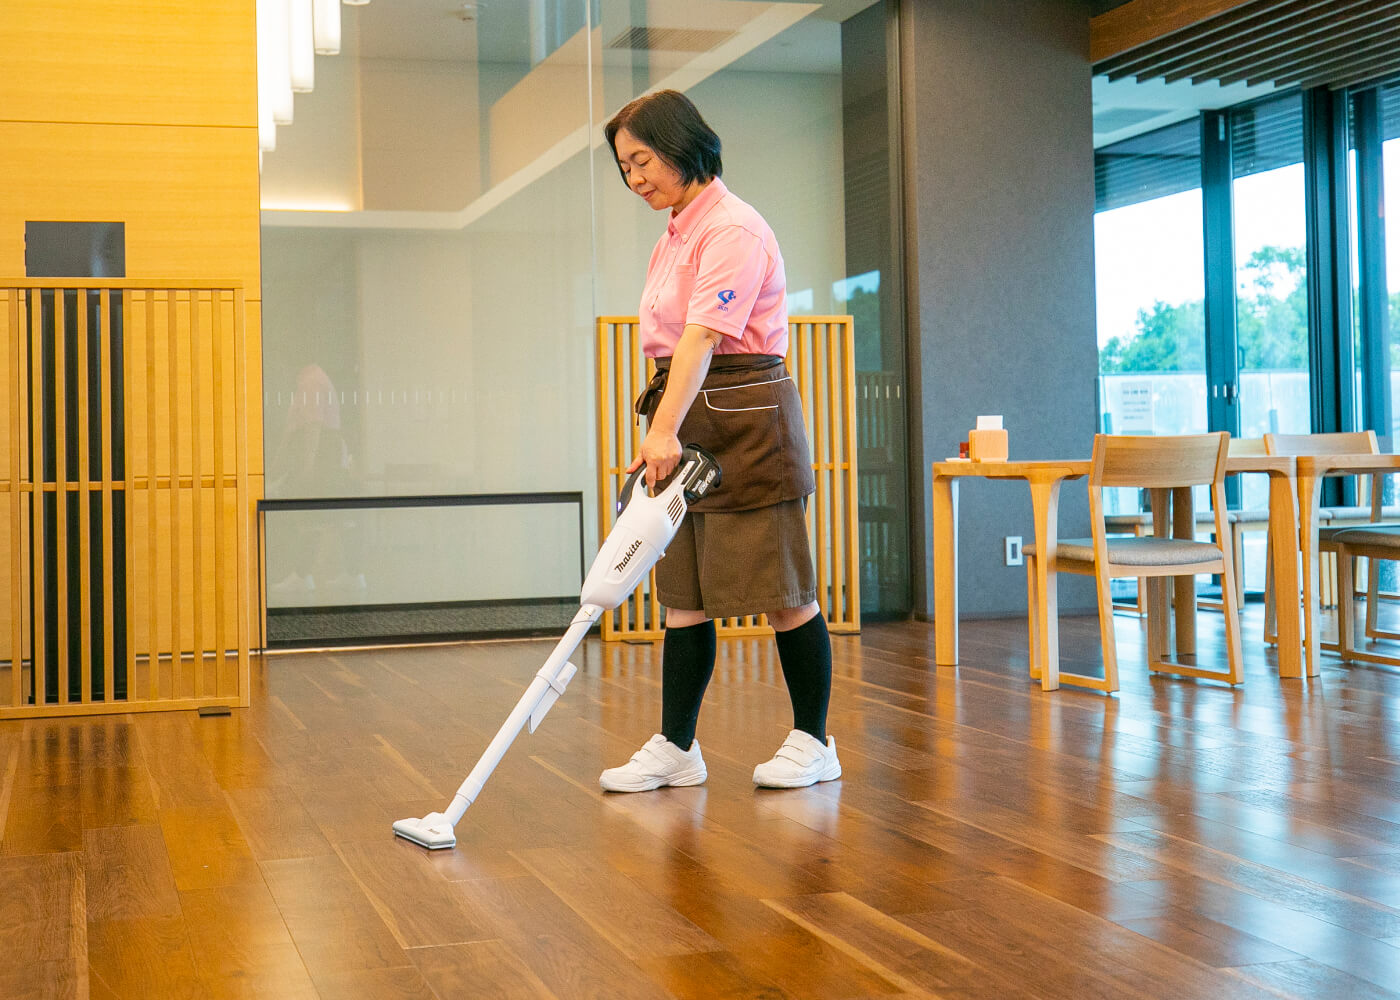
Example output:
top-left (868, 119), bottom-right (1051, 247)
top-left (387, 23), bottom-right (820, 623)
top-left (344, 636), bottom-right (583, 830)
top-left (604, 90), bottom-right (722, 188)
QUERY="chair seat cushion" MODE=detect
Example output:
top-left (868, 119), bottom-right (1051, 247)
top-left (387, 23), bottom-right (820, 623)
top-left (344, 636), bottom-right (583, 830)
top-left (1320, 521), bottom-right (1400, 543)
top-left (1026, 536), bottom-right (1223, 566)
top-left (1330, 525), bottom-right (1400, 550)
top-left (1320, 505), bottom-right (1400, 522)
top-left (1227, 508), bottom-right (1271, 525)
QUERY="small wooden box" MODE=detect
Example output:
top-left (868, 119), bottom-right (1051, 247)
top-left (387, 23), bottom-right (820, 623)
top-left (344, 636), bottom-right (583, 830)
top-left (969, 428), bottom-right (1008, 462)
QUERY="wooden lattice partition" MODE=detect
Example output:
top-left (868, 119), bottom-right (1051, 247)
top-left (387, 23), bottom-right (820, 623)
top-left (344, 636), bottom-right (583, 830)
top-left (1, 281), bottom-right (252, 717)
top-left (595, 315), bottom-right (859, 641)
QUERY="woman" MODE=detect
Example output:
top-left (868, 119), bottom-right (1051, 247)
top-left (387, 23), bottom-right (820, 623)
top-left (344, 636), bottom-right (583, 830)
top-left (598, 90), bottom-right (840, 792)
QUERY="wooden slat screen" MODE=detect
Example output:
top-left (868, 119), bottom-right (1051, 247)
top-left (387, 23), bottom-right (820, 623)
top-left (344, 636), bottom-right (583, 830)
top-left (595, 316), bottom-right (860, 641)
top-left (0, 281), bottom-right (251, 718)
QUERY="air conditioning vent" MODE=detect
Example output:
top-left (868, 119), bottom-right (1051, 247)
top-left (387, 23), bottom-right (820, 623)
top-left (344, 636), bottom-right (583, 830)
top-left (605, 26), bottom-right (737, 53)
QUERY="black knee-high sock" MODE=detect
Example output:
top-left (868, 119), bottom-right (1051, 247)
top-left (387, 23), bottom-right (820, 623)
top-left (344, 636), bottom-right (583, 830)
top-left (661, 620), bottom-right (716, 749)
top-left (774, 613), bottom-right (832, 743)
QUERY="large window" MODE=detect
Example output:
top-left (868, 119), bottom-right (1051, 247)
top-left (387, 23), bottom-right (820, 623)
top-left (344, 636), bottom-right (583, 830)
top-left (1231, 94), bottom-right (1310, 438)
top-left (257, 1), bottom-right (908, 640)
top-left (1095, 121), bottom-right (1207, 443)
top-left (1384, 86), bottom-right (1400, 436)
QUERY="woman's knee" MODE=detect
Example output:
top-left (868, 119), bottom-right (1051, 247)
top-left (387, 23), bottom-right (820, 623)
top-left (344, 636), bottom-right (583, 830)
top-left (766, 602), bottom-right (820, 633)
top-left (664, 607), bottom-right (712, 629)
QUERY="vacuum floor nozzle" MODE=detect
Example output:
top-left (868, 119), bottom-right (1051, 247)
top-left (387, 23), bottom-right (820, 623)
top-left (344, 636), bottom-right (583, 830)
top-left (392, 812), bottom-right (457, 850)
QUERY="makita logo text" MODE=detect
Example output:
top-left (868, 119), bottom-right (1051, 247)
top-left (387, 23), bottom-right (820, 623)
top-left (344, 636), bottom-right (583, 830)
top-left (614, 539), bottom-right (643, 574)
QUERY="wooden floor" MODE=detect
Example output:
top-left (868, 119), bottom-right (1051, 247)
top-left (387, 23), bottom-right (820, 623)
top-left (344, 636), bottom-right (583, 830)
top-left (5, 606), bottom-right (1400, 999)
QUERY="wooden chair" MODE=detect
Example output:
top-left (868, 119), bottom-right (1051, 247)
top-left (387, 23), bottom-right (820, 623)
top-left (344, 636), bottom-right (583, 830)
top-left (1263, 431), bottom-right (1391, 648)
top-left (1025, 432), bottom-right (1243, 692)
top-left (1107, 436), bottom-right (1266, 617)
top-left (1334, 525), bottom-right (1400, 666)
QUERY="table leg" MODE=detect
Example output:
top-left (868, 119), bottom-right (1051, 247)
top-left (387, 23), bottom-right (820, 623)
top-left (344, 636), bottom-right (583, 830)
top-left (933, 474), bottom-right (959, 666)
top-left (1268, 472), bottom-right (1303, 678)
top-left (1029, 479), bottom-right (1063, 690)
top-left (1297, 472), bottom-right (1323, 678)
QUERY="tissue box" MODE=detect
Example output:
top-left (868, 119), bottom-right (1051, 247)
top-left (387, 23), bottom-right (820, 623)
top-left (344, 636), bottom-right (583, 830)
top-left (968, 428), bottom-right (1008, 462)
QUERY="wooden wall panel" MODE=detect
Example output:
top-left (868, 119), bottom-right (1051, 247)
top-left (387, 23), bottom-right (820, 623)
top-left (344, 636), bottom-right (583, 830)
top-left (0, 0), bottom-right (257, 128)
top-left (0, 0), bottom-right (263, 717)
top-left (0, 123), bottom-right (261, 291)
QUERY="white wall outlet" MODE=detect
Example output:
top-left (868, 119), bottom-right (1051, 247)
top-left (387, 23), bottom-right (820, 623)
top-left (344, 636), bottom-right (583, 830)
top-left (1004, 536), bottom-right (1023, 567)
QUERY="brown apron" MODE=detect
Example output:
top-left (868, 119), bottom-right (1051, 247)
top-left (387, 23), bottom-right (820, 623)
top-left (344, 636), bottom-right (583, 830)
top-left (634, 353), bottom-right (815, 513)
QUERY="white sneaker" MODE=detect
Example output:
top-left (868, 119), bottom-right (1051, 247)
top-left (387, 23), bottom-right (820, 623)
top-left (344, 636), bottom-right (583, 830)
top-left (599, 734), bottom-right (707, 792)
top-left (753, 730), bottom-right (842, 788)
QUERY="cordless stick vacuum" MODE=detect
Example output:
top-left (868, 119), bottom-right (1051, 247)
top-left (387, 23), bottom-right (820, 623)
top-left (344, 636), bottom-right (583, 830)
top-left (392, 444), bottom-right (721, 850)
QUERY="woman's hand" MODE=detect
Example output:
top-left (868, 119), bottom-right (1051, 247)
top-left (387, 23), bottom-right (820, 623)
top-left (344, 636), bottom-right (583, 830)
top-left (627, 427), bottom-right (683, 491)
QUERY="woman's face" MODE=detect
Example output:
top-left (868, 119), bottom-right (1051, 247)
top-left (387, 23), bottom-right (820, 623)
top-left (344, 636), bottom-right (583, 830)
top-left (614, 128), bottom-right (694, 213)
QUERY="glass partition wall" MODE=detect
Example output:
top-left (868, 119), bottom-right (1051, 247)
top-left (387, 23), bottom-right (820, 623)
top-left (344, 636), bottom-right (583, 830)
top-left (258, 0), bottom-right (909, 643)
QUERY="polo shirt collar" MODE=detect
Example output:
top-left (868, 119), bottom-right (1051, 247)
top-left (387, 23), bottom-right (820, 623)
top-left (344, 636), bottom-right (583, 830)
top-left (667, 177), bottom-right (728, 240)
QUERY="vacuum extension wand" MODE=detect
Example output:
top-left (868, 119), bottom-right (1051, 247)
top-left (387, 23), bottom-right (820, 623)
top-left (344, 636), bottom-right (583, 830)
top-left (393, 445), bottom-right (721, 850)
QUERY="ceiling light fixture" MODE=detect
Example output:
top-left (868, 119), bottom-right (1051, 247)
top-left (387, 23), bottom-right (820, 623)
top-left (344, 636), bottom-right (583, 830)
top-left (312, 0), bottom-right (341, 54)
top-left (289, 0), bottom-right (316, 93)
top-left (255, 0), bottom-right (280, 151)
top-left (262, 0), bottom-right (295, 124)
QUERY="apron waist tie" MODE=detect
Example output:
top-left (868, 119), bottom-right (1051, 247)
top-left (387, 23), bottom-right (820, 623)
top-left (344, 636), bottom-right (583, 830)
top-left (634, 354), bottom-right (783, 420)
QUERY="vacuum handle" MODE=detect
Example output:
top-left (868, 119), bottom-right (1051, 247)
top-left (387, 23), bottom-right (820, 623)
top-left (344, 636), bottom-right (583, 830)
top-left (616, 444), bottom-right (722, 514)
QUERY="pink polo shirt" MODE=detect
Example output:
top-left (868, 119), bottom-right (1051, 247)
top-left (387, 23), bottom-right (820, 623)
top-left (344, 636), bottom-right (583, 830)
top-left (638, 178), bottom-right (788, 358)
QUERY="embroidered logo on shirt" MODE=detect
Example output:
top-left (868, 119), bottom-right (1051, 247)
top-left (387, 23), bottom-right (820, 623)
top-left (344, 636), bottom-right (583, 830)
top-left (717, 289), bottom-right (736, 311)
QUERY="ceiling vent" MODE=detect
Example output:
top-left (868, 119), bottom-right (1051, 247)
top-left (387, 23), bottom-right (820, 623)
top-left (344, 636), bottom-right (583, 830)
top-left (605, 26), bottom-right (737, 52)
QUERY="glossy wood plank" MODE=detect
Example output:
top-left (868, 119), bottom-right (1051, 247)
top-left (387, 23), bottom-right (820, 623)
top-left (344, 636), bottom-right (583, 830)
top-left (1228, 958), bottom-right (1400, 1000)
top-left (224, 785), bottom-right (334, 861)
top-left (335, 838), bottom-right (497, 949)
top-left (0, 731), bottom-right (18, 843)
top-left (86, 914), bottom-right (200, 1000)
top-left (765, 890), bottom-right (1015, 995)
top-left (1, 614), bottom-right (1400, 996)
top-left (0, 852), bottom-right (87, 1000)
top-left (82, 825), bottom-right (181, 923)
top-left (306, 966), bottom-right (438, 1000)
top-left (178, 882), bottom-right (318, 999)
top-left (460, 874), bottom-right (679, 1000)
top-left (260, 854), bottom-right (411, 977)
top-left (511, 845), bottom-right (721, 960)
top-left (2, 780), bottom-right (83, 856)
top-left (409, 939), bottom-right (558, 1000)
top-left (157, 803), bottom-right (261, 892)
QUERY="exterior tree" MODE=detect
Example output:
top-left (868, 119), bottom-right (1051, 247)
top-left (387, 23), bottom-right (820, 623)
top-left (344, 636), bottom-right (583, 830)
top-left (1099, 244), bottom-right (1307, 373)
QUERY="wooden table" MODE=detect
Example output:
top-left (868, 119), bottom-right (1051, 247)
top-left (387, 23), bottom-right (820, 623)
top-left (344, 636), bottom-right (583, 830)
top-left (932, 460), bottom-right (1088, 686)
top-left (1293, 453), bottom-right (1400, 676)
top-left (932, 453), bottom-right (1399, 687)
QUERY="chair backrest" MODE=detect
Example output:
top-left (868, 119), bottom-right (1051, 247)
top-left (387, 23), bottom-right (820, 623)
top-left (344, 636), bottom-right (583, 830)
top-left (1228, 436), bottom-right (1267, 457)
top-left (1092, 433), bottom-right (1229, 490)
top-left (1264, 430), bottom-right (1378, 456)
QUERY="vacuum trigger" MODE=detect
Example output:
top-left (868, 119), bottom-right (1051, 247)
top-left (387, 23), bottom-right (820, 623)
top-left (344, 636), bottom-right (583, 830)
top-left (529, 661), bottom-right (578, 733)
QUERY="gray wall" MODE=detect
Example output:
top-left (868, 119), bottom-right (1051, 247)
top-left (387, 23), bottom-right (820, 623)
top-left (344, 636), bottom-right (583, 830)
top-left (901, 0), bottom-right (1100, 618)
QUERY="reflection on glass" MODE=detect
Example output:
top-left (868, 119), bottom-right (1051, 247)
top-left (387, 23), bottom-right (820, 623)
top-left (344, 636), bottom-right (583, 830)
top-left (258, 0), bottom-right (907, 618)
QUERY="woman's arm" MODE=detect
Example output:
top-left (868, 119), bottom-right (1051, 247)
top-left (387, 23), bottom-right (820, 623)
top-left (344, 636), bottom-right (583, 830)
top-left (631, 323), bottom-right (725, 489)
